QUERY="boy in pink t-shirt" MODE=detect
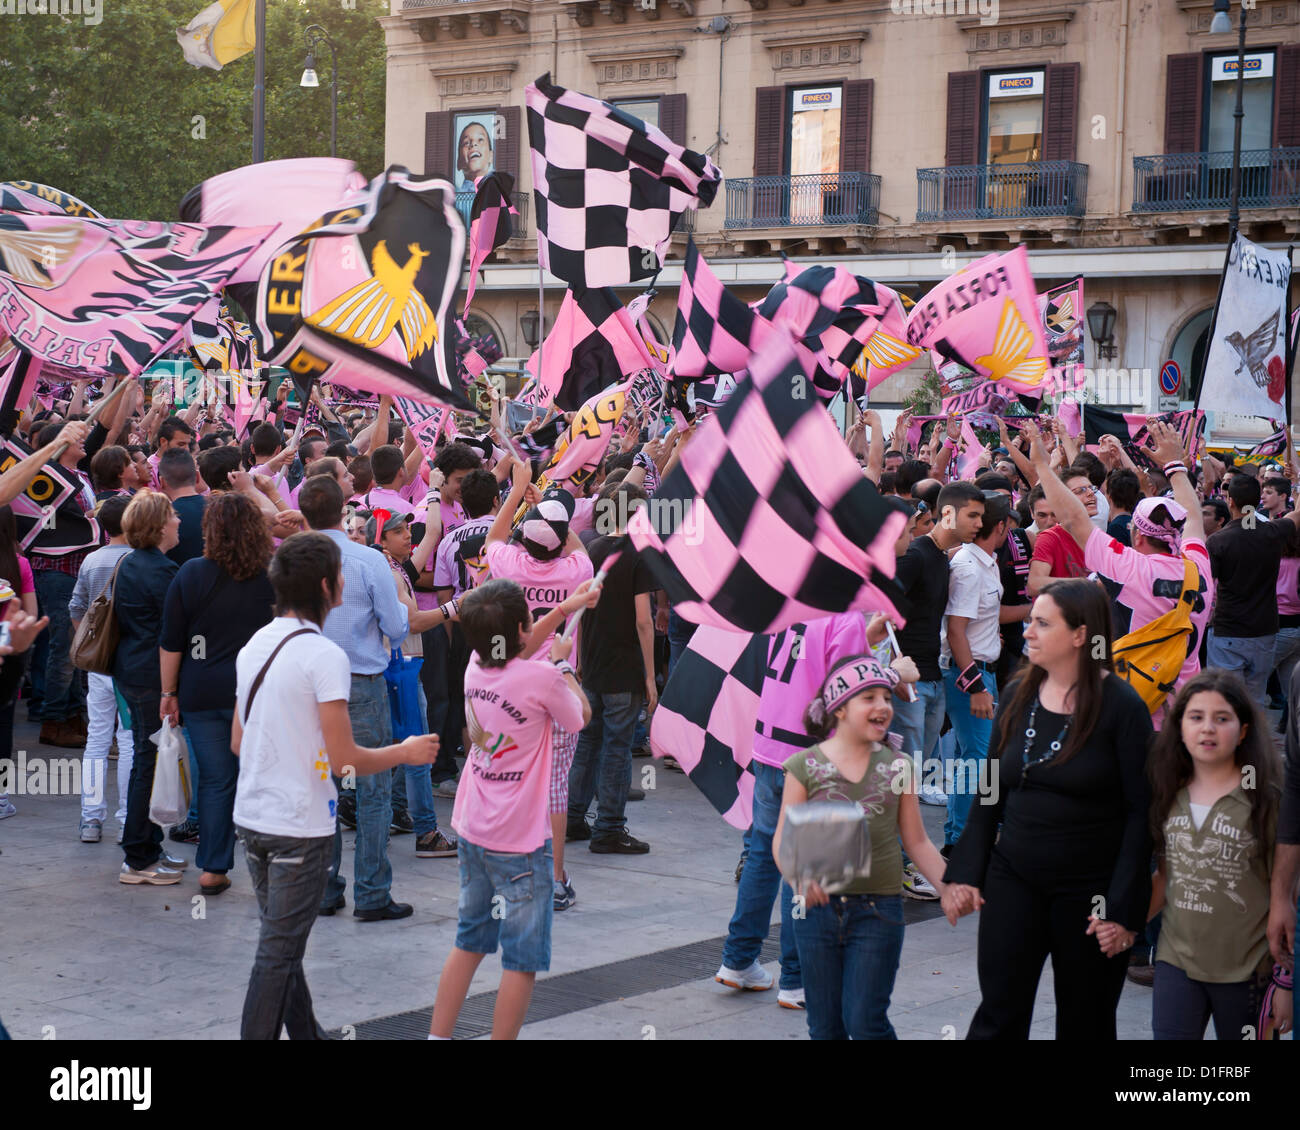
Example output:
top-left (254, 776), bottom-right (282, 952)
top-left (485, 459), bottom-right (594, 908)
top-left (431, 577), bottom-right (593, 1040)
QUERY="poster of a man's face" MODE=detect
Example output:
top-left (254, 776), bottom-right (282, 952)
top-left (454, 113), bottom-right (498, 192)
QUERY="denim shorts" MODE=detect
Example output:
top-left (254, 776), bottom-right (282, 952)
top-left (455, 836), bottom-right (554, 973)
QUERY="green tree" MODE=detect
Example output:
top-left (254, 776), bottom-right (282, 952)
top-left (0, 0), bottom-right (388, 221)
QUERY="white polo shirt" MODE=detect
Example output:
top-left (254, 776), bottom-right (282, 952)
top-left (940, 541), bottom-right (1004, 666)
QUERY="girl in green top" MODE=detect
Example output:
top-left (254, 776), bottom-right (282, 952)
top-left (1139, 671), bottom-right (1292, 1039)
top-left (773, 655), bottom-right (951, 1040)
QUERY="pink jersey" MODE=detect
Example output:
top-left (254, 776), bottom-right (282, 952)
top-left (570, 496), bottom-right (597, 537)
top-left (1084, 527), bottom-right (1213, 700)
top-left (452, 653), bottom-right (585, 852)
top-left (752, 612), bottom-right (869, 769)
top-left (485, 540), bottom-right (593, 653)
top-left (361, 486), bottom-right (415, 521)
top-left (1279, 556), bottom-right (1300, 616)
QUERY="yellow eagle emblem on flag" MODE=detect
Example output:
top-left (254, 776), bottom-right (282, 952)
top-left (1046, 291), bottom-right (1078, 334)
top-left (860, 329), bottom-right (922, 371)
top-left (976, 299), bottom-right (1048, 388)
top-left (0, 222), bottom-right (83, 288)
top-left (306, 240), bottom-right (439, 362)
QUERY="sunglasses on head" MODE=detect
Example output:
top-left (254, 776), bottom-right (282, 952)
top-left (913, 500), bottom-right (929, 517)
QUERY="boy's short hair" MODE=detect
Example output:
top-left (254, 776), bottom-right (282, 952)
top-left (460, 578), bottom-right (531, 668)
top-left (458, 469), bottom-right (500, 519)
top-left (369, 444), bottom-right (405, 487)
top-left (434, 442), bottom-right (483, 477)
top-left (348, 455), bottom-right (373, 496)
top-left (251, 422), bottom-right (283, 459)
top-left (96, 493), bottom-right (131, 538)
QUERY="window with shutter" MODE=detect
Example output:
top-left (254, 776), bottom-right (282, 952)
top-left (754, 86), bottom-right (785, 176)
top-left (1274, 44), bottom-right (1300, 147)
top-left (945, 71), bottom-right (981, 167)
top-left (496, 105), bottom-right (521, 180)
top-left (659, 93), bottom-right (687, 146)
top-left (425, 111), bottom-right (453, 180)
top-left (1043, 62), bottom-right (1079, 162)
top-left (840, 79), bottom-right (873, 172)
top-left (1164, 54), bottom-right (1203, 153)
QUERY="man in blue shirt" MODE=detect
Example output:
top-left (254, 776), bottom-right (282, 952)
top-left (299, 475), bottom-right (453, 920)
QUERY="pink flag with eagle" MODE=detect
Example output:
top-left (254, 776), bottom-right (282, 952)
top-left (906, 245), bottom-right (1050, 396)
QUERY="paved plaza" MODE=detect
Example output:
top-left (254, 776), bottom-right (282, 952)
top-left (1, 718), bottom-right (1157, 1041)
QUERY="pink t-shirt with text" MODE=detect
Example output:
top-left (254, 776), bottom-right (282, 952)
top-left (452, 653), bottom-right (585, 852)
top-left (1278, 556), bottom-right (1300, 616)
top-left (485, 540), bottom-right (594, 653)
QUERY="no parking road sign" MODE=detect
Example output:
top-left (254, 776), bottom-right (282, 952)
top-left (1159, 360), bottom-right (1181, 396)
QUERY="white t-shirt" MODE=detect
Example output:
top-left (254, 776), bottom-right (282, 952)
top-left (233, 617), bottom-right (352, 840)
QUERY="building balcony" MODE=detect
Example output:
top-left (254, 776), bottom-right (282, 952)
top-left (399, 0), bottom-right (530, 37)
top-left (454, 190), bottom-right (530, 242)
top-left (723, 173), bottom-right (881, 230)
top-left (916, 161), bottom-right (1088, 223)
top-left (1131, 148), bottom-right (1300, 213)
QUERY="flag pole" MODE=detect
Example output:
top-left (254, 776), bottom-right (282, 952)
top-left (252, 0), bottom-right (267, 163)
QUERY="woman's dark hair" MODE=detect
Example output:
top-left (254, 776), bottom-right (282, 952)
top-left (1148, 670), bottom-right (1279, 857)
top-left (994, 579), bottom-right (1114, 768)
top-left (203, 492), bottom-right (273, 582)
top-left (268, 532), bottom-right (341, 627)
top-left (878, 470), bottom-right (897, 495)
top-left (198, 445), bottom-right (242, 492)
top-left (0, 505), bottom-right (20, 593)
top-left (348, 455), bottom-right (373, 496)
top-left (459, 578), bottom-right (531, 668)
top-left (90, 445), bottom-right (130, 492)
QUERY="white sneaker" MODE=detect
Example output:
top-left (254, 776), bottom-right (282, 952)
top-left (919, 784), bottom-right (948, 807)
top-left (715, 961), bottom-right (773, 991)
top-left (0, 797), bottom-right (15, 819)
top-left (119, 862), bottom-right (183, 885)
top-left (902, 863), bottom-right (939, 900)
top-left (778, 987), bottom-right (806, 1010)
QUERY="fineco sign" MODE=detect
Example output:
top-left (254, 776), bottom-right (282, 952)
top-left (989, 71), bottom-right (1044, 99)
top-left (1212, 53), bottom-right (1274, 82)
top-left (794, 87), bottom-right (842, 111)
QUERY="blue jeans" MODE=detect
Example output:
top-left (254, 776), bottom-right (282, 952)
top-left (454, 837), bottom-right (554, 973)
top-left (721, 761), bottom-right (801, 989)
top-left (1151, 961), bottom-right (1258, 1041)
top-left (942, 664), bottom-right (998, 846)
top-left (323, 674), bottom-right (394, 912)
top-left (1206, 631), bottom-right (1276, 710)
top-left (793, 893), bottom-right (906, 1039)
top-left (421, 624), bottom-right (466, 783)
top-left (32, 568), bottom-right (84, 723)
top-left (568, 687), bottom-right (641, 837)
top-left (181, 727), bottom-right (202, 825)
top-left (119, 686), bottom-right (165, 871)
top-left (395, 686), bottom-right (438, 835)
top-left (666, 609), bottom-right (696, 682)
top-left (185, 707), bottom-right (238, 874)
top-left (1274, 627), bottom-right (1300, 727)
top-left (891, 678), bottom-right (945, 772)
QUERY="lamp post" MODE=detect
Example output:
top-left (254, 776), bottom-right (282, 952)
top-left (521, 310), bottom-right (541, 351)
top-left (301, 24), bottom-right (339, 159)
top-left (1087, 300), bottom-right (1118, 361)
top-left (252, 0), bottom-right (267, 162)
top-left (1210, 0), bottom-right (1248, 234)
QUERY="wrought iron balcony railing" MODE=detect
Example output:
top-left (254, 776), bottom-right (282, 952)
top-left (1132, 148), bottom-right (1300, 212)
top-left (724, 172), bottom-right (881, 229)
top-left (453, 190), bottom-right (529, 241)
top-left (916, 161), bottom-right (1088, 222)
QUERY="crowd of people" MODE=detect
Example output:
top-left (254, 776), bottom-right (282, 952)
top-left (0, 374), bottom-right (1298, 1042)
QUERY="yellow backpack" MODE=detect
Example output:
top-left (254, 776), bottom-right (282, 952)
top-left (1111, 555), bottom-right (1199, 714)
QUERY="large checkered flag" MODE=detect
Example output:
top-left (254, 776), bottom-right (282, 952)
top-left (526, 74), bottom-right (721, 288)
top-left (628, 334), bottom-right (908, 634)
top-left (649, 627), bottom-right (767, 829)
top-left (670, 237), bottom-right (773, 379)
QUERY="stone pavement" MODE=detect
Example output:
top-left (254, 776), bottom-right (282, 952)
top-left (0, 718), bottom-right (1155, 1040)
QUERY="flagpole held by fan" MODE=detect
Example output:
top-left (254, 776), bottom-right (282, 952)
top-left (559, 546), bottom-right (620, 644)
top-left (883, 620), bottom-right (917, 703)
top-left (50, 377), bottom-right (131, 463)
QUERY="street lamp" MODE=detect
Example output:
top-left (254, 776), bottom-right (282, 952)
top-left (521, 310), bottom-right (541, 350)
top-left (1210, 0), bottom-right (1249, 234)
top-left (1087, 300), bottom-right (1118, 361)
top-left (301, 24), bottom-right (339, 159)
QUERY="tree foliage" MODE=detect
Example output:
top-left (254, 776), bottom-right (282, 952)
top-left (0, 0), bottom-right (389, 221)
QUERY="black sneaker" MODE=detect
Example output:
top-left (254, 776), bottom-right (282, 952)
top-left (337, 793), bottom-right (357, 831)
top-left (390, 809), bottom-right (414, 835)
top-left (318, 895), bottom-right (346, 917)
top-left (553, 875), bottom-right (576, 911)
top-left (627, 786), bottom-right (646, 802)
top-left (353, 900), bottom-right (414, 922)
top-left (565, 818), bottom-right (592, 842)
top-left (589, 828), bottom-right (650, 854)
top-left (940, 843), bottom-right (953, 861)
top-left (168, 819), bottom-right (200, 845)
top-left (631, 744), bottom-right (652, 759)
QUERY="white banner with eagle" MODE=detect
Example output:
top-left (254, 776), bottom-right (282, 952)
top-left (1200, 233), bottom-right (1293, 420)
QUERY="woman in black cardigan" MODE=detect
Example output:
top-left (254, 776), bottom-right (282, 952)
top-left (942, 578), bottom-right (1154, 1039)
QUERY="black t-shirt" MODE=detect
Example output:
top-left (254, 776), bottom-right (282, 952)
top-left (1107, 513), bottom-right (1133, 547)
top-left (1207, 515), bottom-right (1294, 637)
top-left (159, 556), bottom-right (276, 712)
top-left (579, 535), bottom-right (657, 695)
top-left (166, 494), bottom-right (207, 567)
top-left (894, 535), bottom-right (950, 682)
top-left (996, 526), bottom-right (1032, 668)
top-left (944, 674), bottom-right (1154, 932)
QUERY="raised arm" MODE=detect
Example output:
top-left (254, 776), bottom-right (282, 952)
top-left (1026, 419), bottom-right (1092, 551)
top-left (1144, 420), bottom-right (1205, 544)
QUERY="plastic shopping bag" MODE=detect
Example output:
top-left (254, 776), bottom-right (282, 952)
top-left (385, 648), bottom-right (425, 742)
top-left (148, 717), bottom-right (192, 829)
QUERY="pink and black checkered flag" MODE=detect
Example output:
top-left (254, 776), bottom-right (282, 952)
top-left (526, 286), bottom-right (657, 411)
top-left (463, 172), bottom-right (517, 317)
top-left (526, 74), bottom-right (720, 289)
top-left (670, 238), bottom-right (772, 379)
top-left (649, 625), bottom-right (767, 829)
top-left (628, 335), bottom-right (908, 634)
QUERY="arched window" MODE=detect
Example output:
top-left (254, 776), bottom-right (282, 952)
top-left (1170, 308), bottom-right (1214, 406)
